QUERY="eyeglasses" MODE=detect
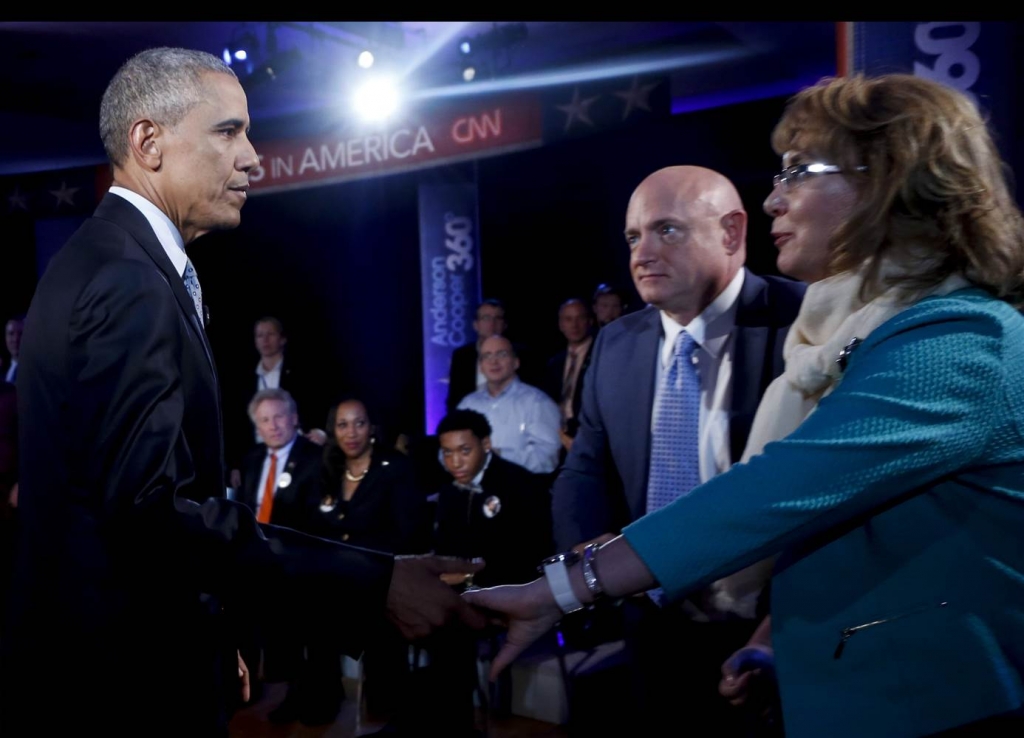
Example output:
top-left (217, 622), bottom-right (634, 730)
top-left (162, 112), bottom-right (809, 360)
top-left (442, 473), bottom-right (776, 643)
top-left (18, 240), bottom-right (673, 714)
top-left (773, 163), bottom-right (867, 193)
top-left (480, 350), bottom-right (511, 361)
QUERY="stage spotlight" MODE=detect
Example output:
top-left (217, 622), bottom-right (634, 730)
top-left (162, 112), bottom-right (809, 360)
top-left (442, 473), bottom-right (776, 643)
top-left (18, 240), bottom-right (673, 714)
top-left (462, 66), bottom-right (476, 82)
top-left (459, 39), bottom-right (472, 55)
top-left (358, 50), bottom-right (375, 69)
top-left (353, 76), bottom-right (399, 121)
top-left (224, 30), bottom-right (258, 67)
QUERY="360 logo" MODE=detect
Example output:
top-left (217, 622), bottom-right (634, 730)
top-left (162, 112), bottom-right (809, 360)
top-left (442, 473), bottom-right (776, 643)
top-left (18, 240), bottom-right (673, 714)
top-left (445, 214), bottom-right (475, 272)
top-left (913, 22), bottom-right (980, 107)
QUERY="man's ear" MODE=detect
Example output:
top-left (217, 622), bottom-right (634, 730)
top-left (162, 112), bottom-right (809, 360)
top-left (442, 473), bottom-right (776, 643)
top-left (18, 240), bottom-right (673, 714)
top-left (128, 118), bottom-right (163, 172)
top-left (720, 209), bottom-right (748, 255)
top-left (482, 437), bottom-right (492, 453)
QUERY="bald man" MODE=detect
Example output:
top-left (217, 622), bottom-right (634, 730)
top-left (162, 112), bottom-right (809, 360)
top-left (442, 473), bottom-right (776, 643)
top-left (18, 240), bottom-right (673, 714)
top-left (550, 166), bottom-right (805, 733)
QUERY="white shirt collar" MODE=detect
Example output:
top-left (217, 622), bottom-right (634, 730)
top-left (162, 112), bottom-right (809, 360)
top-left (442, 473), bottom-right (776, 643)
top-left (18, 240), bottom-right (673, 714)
top-left (109, 186), bottom-right (188, 278)
top-left (659, 268), bottom-right (745, 367)
top-left (470, 450), bottom-right (494, 487)
top-left (256, 356), bottom-right (284, 377)
top-left (266, 434), bottom-right (297, 460)
top-left (486, 376), bottom-right (520, 399)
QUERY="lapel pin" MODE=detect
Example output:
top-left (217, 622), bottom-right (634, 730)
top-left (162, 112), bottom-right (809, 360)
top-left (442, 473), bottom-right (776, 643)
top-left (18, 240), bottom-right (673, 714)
top-left (836, 336), bottom-right (863, 372)
top-left (482, 495), bottom-right (502, 518)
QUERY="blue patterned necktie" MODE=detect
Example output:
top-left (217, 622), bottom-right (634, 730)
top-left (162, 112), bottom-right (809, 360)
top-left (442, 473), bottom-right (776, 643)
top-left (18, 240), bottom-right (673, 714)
top-left (645, 330), bottom-right (701, 606)
top-left (646, 330), bottom-right (702, 515)
top-left (182, 259), bottom-right (203, 324)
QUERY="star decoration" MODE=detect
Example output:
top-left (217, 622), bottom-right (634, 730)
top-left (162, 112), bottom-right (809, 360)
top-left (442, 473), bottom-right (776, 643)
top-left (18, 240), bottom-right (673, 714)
top-left (8, 186), bottom-right (28, 211)
top-left (614, 77), bottom-right (659, 120)
top-left (556, 86), bottom-right (600, 133)
top-left (50, 180), bottom-right (80, 208)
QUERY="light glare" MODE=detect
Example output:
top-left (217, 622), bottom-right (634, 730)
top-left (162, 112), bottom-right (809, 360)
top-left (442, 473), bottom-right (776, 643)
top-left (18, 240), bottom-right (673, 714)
top-left (353, 77), bottom-right (399, 121)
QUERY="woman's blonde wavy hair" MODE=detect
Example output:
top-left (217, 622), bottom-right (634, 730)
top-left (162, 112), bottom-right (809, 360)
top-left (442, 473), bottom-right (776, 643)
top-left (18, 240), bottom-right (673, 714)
top-left (771, 73), bottom-right (1024, 304)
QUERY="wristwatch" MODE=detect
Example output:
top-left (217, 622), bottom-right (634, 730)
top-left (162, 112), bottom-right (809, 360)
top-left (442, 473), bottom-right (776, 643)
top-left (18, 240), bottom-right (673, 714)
top-left (539, 550), bottom-right (584, 615)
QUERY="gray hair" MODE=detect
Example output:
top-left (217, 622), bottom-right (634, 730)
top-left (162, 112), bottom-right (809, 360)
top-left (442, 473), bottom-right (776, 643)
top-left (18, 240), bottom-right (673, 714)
top-left (248, 388), bottom-right (298, 423)
top-left (99, 47), bottom-right (236, 167)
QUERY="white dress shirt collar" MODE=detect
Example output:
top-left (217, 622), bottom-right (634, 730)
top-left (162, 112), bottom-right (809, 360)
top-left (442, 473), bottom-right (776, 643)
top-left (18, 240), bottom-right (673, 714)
top-left (659, 268), bottom-right (745, 367)
top-left (267, 434), bottom-right (297, 462)
top-left (109, 186), bottom-right (188, 278)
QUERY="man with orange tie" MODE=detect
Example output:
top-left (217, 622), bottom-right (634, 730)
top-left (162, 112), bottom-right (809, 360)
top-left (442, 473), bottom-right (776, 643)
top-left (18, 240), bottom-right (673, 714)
top-left (239, 388), bottom-right (320, 534)
top-left (237, 387), bottom-right (327, 720)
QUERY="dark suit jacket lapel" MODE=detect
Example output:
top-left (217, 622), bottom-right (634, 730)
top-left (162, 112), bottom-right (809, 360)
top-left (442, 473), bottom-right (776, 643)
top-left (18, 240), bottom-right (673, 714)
top-left (730, 269), bottom-right (772, 463)
top-left (623, 308), bottom-right (661, 518)
top-left (92, 193), bottom-right (217, 374)
top-left (241, 446), bottom-right (266, 509)
top-left (274, 436), bottom-right (312, 508)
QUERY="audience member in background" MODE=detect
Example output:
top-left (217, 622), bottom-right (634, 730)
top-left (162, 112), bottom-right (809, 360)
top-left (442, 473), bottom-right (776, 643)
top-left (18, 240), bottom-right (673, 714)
top-left (309, 396), bottom-right (431, 725)
top-left (591, 283), bottom-right (627, 327)
top-left (447, 298), bottom-right (507, 413)
top-left (458, 335), bottom-right (562, 474)
top-left (235, 388), bottom-right (324, 721)
top-left (543, 298), bottom-right (595, 452)
top-left (227, 316), bottom-right (328, 489)
top-left (4, 316), bottom-right (24, 384)
top-left (383, 409), bottom-right (553, 738)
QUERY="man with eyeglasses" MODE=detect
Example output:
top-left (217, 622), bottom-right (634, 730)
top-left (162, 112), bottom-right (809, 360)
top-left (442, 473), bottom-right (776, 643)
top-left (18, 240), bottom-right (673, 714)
top-left (446, 298), bottom-right (507, 413)
top-left (549, 165), bottom-right (806, 735)
top-left (457, 334), bottom-right (562, 474)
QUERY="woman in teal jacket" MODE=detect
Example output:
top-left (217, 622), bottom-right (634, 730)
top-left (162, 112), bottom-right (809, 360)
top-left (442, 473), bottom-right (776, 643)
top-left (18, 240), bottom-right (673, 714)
top-left (466, 73), bottom-right (1024, 738)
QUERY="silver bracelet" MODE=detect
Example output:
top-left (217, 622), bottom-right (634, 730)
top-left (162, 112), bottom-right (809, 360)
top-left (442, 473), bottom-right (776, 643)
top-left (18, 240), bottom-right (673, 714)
top-left (581, 543), bottom-right (605, 599)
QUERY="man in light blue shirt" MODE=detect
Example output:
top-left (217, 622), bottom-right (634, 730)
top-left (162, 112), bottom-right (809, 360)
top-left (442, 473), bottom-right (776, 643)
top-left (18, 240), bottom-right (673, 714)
top-left (458, 335), bottom-right (562, 474)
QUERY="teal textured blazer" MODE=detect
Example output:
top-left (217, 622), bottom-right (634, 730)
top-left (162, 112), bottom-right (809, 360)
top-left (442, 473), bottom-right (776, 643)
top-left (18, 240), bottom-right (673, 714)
top-left (624, 288), bottom-right (1024, 738)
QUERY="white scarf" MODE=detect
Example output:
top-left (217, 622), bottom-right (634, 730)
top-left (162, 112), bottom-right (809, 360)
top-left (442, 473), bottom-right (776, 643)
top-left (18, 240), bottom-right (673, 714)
top-left (707, 264), bottom-right (969, 617)
top-left (741, 265), bottom-right (970, 462)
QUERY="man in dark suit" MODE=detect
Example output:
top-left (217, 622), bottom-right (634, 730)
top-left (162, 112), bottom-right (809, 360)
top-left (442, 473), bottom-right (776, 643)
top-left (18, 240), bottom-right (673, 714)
top-left (237, 387), bottom-right (321, 531)
top-left (551, 165), bottom-right (805, 735)
top-left (435, 409), bottom-right (554, 588)
top-left (543, 298), bottom-right (595, 449)
top-left (0, 47), bottom-right (482, 737)
top-left (236, 387), bottom-right (329, 721)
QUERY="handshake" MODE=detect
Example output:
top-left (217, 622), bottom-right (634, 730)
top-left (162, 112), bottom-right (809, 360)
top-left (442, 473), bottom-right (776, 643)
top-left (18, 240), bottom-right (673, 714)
top-left (385, 554), bottom-right (490, 641)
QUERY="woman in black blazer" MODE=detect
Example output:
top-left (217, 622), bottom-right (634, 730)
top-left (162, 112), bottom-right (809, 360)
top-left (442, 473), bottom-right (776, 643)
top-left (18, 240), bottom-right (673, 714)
top-left (310, 397), bottom-right (431, 723)
top-left (314, 398), bottom-right (430, 555)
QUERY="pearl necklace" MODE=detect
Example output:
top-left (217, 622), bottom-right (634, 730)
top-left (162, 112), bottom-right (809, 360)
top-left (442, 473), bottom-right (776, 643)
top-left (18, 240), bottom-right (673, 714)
top-left (345, 466), bottom-right (369, 482)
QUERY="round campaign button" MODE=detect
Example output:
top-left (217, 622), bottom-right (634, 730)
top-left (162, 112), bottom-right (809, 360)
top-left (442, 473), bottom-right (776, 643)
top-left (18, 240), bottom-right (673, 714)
top-left (482, 495), bottom-right (501, 518)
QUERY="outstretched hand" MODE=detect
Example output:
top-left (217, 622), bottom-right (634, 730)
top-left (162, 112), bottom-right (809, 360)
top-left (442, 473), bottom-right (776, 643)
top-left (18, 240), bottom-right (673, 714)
top-left (462, 578), bottom-right (563, 680)
top-left (386, 555), bottom-right (488, 640)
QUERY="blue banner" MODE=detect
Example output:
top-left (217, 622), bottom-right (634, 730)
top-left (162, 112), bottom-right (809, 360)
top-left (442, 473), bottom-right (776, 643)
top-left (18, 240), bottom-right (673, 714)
top-left (849, 22), bottom-right (1013, 165)
top-left (417, 183), bottom-right (482, 435)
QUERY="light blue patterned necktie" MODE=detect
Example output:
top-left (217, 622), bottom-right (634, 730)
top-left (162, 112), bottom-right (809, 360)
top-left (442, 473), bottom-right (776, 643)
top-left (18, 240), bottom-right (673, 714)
top-left (182, 259), bottom-right (203, 324)
top-left (645, 330), bottom-right (701, 605)
top-left (646, 330), bottom-right (702, 514)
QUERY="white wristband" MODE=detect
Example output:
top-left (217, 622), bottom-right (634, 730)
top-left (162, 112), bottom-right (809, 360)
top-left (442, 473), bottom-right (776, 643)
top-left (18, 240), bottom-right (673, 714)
top-left (544, 558), bottom-right (584, 614)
